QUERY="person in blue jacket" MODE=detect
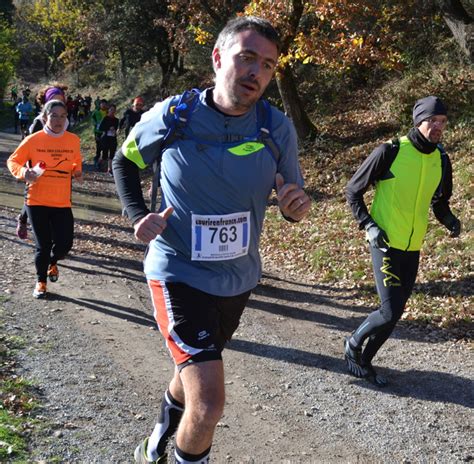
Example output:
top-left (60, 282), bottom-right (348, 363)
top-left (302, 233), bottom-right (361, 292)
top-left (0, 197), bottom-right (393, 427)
top-left (114, 16), bottom-right (311, 464)
top-left (16, 96), bottom-right (33, 139)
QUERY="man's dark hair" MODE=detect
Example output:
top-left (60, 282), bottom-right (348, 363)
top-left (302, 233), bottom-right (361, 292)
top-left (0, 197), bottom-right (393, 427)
top-left (215, 16), bottom-right (280, 53)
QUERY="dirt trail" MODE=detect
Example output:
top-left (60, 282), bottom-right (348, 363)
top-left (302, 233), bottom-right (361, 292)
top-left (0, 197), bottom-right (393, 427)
top-left (0, 128), bottom-right (473, 463)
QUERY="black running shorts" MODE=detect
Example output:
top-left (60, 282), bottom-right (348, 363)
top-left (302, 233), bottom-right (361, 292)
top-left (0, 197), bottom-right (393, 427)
top-left (148, 280), bottom-right (251, 370)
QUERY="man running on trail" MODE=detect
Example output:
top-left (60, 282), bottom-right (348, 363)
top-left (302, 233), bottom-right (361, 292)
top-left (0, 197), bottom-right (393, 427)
top-left (118, 96), bottom-right (145, 137)
top-left (98, 103), bottom-right (119, 175)
top-left (91, 99), bottom-right (108, 170)
top-left (344, 95), bottom-right (462, 386)
top-left (113, 16), bottom-right (311, 464)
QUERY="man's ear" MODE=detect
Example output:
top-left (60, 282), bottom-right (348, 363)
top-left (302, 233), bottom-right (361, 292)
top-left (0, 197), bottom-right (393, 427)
top-left (212, 48), bottom-right (221, 70)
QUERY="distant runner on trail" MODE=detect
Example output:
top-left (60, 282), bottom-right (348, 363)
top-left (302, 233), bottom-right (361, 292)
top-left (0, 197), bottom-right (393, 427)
top-left (7, 100), bottom-right (83, 299)
top-left (16, 95), bottom-right (33, 139)
top-left (344, 96), bottom-right (462, 386)
top-left (11, 85), bottom-right (18, 101)
top-left (118, 96), bottom-right (145, 137)
top-left (113, 16), bottom-right (311, 464)
top-left (98, 103), bottom-right (119, 175)
top-left (91, 99), bottom-right (108, 170)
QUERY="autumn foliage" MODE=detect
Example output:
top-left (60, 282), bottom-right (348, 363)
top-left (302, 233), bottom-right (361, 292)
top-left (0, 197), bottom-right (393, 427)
top-left (244, 0), bottom-right (401, 71)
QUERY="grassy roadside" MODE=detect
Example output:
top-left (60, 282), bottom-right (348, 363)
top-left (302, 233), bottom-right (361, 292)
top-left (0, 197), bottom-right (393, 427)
top-left (0, 297), bottom-right (39, 461)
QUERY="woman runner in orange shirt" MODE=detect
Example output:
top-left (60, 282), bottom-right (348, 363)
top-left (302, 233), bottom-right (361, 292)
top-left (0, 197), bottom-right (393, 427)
top-left (7, 100), bottom-right (83, 298)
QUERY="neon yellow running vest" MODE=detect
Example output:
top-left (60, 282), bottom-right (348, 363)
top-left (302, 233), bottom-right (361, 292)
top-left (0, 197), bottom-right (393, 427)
top-left (370, 136), bottom-right (442, 251)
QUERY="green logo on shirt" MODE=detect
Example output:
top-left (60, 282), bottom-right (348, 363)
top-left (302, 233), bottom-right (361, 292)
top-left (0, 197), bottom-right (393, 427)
top-left (228, 142), bottom-right (265, 156)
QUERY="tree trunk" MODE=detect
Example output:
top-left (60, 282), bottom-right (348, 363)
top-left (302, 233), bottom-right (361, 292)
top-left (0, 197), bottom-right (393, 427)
top-left (158, 62), bottom-right (172, 99)
top-left (118, 46), bottom-right (128, 83)
top-left (178, 55), bottom-right (184, 75)
top-left (171, 48), bottom-right (179, 74)
top-left (276, 65), bottom-right (317, 141)
top-left (273, 0), bottom-right (317, 141)
top-left (436, 0), bottom-right (474, 61)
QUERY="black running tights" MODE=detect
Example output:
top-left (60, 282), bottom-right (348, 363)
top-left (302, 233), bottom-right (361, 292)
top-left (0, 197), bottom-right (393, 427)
top-left (352, 246), bottom-right (420, 364)
top-left (26, 206), bottom-right (74, 282)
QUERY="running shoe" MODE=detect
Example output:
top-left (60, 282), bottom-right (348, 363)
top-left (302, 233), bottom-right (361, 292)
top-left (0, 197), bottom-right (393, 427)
top-left (47, 264), bottom-right (59, 282)
top-left (344, 336), bottom-right (365, 377)
top-left (33, 281), bottom-right (47, 299)
top-left (363, 363), bottom-right (388, 387)
top-left (344, 337), bottom-right (387, 387)
top-left (16, 214), bottom-right (28, 240)
top-left (134, 438), bottom-right (167, 463)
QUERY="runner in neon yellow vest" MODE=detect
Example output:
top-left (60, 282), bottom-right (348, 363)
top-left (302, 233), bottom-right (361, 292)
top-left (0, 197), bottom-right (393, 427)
top-left (344, 96), bottom-right (461, 386)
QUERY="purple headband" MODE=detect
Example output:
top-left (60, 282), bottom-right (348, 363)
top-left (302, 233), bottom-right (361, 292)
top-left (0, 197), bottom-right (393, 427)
top-left (45, 87), bottom-right (65, 102)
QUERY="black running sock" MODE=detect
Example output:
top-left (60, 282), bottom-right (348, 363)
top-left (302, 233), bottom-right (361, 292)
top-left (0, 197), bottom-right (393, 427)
top-left (147, 389), bottom-right (184, 460)
top-left (175, 445), bottom-right (211, 463)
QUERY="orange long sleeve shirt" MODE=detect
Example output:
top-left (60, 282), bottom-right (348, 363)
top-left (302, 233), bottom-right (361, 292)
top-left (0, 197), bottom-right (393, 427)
top-left (7, 130), bottom-right (82, 208)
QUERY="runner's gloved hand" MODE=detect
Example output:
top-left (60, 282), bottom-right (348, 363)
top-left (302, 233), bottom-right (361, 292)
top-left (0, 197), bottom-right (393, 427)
top-left (441, 213), bottom-right (461, 238)
top-left (364, 220), bottom-right (389, 251)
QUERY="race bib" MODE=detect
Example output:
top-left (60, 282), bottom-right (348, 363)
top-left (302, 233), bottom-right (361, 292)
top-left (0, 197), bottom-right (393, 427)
top-left (191, 212), bottom-right (250, 261)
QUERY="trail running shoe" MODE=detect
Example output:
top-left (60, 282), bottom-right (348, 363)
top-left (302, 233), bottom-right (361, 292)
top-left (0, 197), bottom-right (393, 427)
top-left (344, 336), bottom-right (365, 377)
top-left (134, 437), bottom-right (167, 463)
top-left (362, 363), bottom-right (388, 387)
top-left (344, 337), bottom-right (387, 387)
top-left (16, 214), bottom-right (28, 240)
top-left (33, 282), bottom-right (47, 299)
top-left (47, 264), bottom-right (59, 282)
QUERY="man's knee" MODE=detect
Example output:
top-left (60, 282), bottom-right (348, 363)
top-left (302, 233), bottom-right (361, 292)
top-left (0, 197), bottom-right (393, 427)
top-left (186, 394), bottom-right (225, 429)
top-left (379, 303), bottom-right (404, 325)
top-left (180, 362), bottom-right (225, 427)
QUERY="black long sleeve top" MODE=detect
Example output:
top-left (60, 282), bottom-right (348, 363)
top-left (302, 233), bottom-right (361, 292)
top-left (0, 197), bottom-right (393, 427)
top-left (112, 149), bottom-right (150, 225)
top-left (119, 109), bottom-right (143, 136)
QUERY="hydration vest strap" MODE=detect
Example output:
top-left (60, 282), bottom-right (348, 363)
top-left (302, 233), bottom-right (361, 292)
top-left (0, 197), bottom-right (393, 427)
top-left (150, 91), bottom-right (281, 211)
top-left (150, 90), bottom-right (201, 212)
top-left (257, 99), bottom-right (280, 163)
top-left (165, 89), bottom-right (201, 145)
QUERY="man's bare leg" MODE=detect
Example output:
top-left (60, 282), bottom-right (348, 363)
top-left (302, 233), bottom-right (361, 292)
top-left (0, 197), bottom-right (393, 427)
top-left (175, 360), bottom-right (225, 455)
